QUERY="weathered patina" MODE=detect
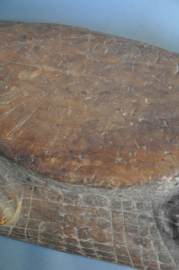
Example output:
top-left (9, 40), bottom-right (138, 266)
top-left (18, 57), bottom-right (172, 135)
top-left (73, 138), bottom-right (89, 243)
top-left (0, 21), bottom-right (179, 270)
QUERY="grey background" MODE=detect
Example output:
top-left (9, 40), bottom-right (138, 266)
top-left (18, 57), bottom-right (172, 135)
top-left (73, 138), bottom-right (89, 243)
top-left (0, 0), bottom-right (179, 52)
top-left (0, 0), bottom-right (179, 269)
top-left (0, 236), bottom-right (131, 270)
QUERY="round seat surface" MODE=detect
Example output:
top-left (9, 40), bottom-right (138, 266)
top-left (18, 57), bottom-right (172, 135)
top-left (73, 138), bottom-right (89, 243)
top-left (0, 21), bottom-right (179, 187)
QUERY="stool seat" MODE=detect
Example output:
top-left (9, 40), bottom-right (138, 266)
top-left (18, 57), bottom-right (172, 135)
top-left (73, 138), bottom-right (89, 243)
top-left (1, 21), bottom-right (179, 188)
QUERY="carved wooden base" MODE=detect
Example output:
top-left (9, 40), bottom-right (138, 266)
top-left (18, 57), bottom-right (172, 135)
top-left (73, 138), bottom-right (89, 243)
top-left (0, 155), bottom-right (179, 270)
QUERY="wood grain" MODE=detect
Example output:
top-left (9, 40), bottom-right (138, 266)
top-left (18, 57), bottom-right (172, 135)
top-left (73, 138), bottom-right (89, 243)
top-left (1, 21), bottom-right (179, 270)
top-left (0, 21), bottom-right (179, 188)
top-left (1, 154), bottom-right (179, 270)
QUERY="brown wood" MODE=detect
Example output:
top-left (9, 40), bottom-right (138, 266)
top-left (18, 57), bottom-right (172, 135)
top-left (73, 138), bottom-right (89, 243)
top-left (1, 21), bottom-right (179, 270)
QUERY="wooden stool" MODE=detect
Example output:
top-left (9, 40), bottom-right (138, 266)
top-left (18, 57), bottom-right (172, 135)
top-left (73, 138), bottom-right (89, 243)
top-left (0, 20), bottom-right (179, 270)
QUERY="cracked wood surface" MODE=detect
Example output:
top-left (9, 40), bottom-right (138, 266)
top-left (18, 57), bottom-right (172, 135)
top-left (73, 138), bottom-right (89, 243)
top-left (1, 155), bottom-right (179, 270)
top-left (0, 21), bottom-right (179, 188)
top-left (1, 21), bottom-right (179, 270)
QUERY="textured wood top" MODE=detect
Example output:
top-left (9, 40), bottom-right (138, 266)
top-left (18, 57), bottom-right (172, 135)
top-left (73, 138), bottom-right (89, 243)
top-left (0, 21), bottom-right (179, 188)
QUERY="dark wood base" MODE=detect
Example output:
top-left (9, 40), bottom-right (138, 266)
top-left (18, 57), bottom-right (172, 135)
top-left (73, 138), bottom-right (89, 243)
top-left (0, 155), bottom-right (179, 270)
